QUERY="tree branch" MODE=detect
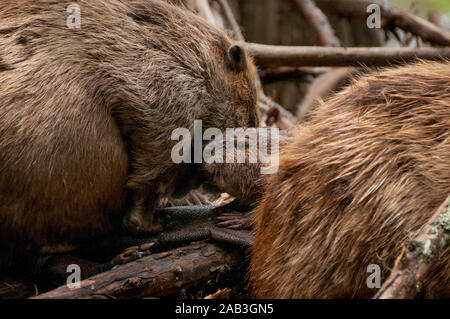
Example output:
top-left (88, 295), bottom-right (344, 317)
top-left (374, 195), bottom-right (450, 299)
top-left (33, 242), bottom-right (244, 299)
top-left (193, 0), bottom-right (217, 25)
top-left (216, 0), bottom-right (296, 126)
top-left (314, 0), bottom-right (450, 46)
top-left (429, 11), bottom-right (450, 33)
top-left (216, 0), bottom-right (245, 41)
top-left (244, 43), bottom-right (450, 67)
top-left (289, 0), bottom-right (340, 47)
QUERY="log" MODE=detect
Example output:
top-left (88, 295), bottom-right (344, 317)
top-left (33, 242), bottom-right (245, 299)
top-left (314, 0), bottom-right (450, 46)
top-left (374, 194), bottom-right (450, 299)
top-left (244, 43), bottom-right (450, 67)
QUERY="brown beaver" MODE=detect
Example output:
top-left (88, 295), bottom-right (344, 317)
top-left (297, 67), bottom-right (363, 122)
top-left (250, 60), bottom-right (450, 298)
top-left (0, 0), bottom-right (259, 273)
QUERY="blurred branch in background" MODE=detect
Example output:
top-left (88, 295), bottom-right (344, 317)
top-left (189, 0), bottom-right (450, 125)
top-left (214, 0), bottom-right (296, 127)
top-left (289, 0), bottom-right (341, 47)
top-left (216, 0), bottom-right (244, 41)
top-left (429, 10), bottom-right (450, 32)
top-left (194, 0), bottom-right (216, 25)
top-left (288, 0), bottom-right (343, 121)
top-left (314, 0), bottom-right (450, 46)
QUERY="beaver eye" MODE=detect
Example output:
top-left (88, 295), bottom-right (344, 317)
top-left (227, 44), bottom-right (247, 72)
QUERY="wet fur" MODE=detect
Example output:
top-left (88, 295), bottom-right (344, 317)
top-left (0, 0), bottom-right (258, 273)
top-left (250, 60), bottom-right (450, 298)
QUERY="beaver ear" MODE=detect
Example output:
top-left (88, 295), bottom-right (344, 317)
top-left (227, 44), bottom-right (247, 72)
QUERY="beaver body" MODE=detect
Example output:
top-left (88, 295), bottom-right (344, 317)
top-left (0, 0), bottom-right (258, 273)
top-left (250, 60), bottom-right (450, 298)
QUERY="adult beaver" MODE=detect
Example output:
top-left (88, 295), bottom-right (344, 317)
top-left (0, 0), bottom-right (258, 273)
top-left (250, 60), bottom-right (450, 298)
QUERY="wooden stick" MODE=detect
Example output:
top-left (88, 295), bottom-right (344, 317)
top-left (374, 195), bottom-right (450, 299)
top-left (290, 0), bottom-right (340, 47)
top-left (33, 242), bottom-right (244, 299)
top-left (244, 43), bottom-right (450, 67)
top-left (314, 0), bottom-right (450, 46)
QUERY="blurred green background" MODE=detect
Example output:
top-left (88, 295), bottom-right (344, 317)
top-left (391, 0), bottom-right (450, 17)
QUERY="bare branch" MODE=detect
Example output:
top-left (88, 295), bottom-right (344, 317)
top-left (315, 0), bottom-right (450, 46)
top-left (244, 43), bottom-right (450, 67)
